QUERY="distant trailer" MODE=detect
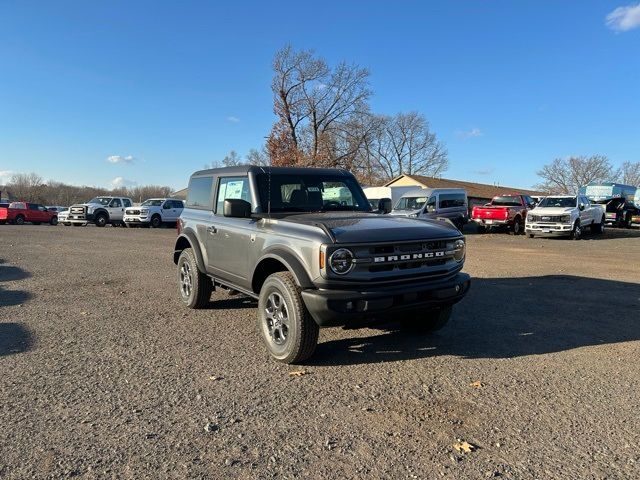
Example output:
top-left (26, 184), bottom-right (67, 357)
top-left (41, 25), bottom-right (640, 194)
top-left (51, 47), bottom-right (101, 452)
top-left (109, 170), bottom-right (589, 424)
top-left (579, 182), bottom-right (639, 228)
top-left (362, 186), bottom-right (418, 209)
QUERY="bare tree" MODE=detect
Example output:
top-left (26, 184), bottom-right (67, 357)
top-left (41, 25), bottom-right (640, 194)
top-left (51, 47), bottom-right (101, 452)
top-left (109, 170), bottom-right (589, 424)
top-left (536, 155), bottom-right (615, 194)
top-left (7, 172), bottom-right (45, 202)
top-left (369, 112), bottom-right (448, 181)
top-left (269, 45), bottom-right (371, 166)
top-left (246, 148), bottom-right (270, 166)
top-left (619, 160), bottom-right (640, 186)
top-left (222, 150), bottom-right (243, 166)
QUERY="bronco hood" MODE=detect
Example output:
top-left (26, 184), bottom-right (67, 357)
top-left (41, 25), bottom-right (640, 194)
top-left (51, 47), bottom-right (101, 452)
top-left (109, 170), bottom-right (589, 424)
top-left (282, 212), bottom-right (460, 243)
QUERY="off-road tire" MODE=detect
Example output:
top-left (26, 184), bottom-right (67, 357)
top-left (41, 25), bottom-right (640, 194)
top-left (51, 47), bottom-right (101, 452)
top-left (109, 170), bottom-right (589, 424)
top-left (15, 215), bottom-right (25, 225)
top-left (150, 214), bottom-right (162, 228)
top-left (257, 271), bottom-right (319, 364)
top-left (591, 216), bottom-right (605, 234)
top-left (94, 213), bottom-right (108, 227)
top-left (570, 220), bottom-right (582, 240)
top-left (401, 306), bottom-right (453, 333)
top-left (50, 216), bottom-right (58, 226)
top-left (177, 248), bottom-right (212, 309)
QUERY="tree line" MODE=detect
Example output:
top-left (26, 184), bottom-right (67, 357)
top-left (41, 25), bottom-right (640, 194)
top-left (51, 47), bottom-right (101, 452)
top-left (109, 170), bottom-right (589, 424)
top-left (1, 173), bottom-right (174, 205)
top-left (535, 156), bottom-right (640, 194)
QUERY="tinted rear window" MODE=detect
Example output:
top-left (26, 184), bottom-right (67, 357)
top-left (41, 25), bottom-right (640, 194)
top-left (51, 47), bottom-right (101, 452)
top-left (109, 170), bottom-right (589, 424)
top-left (438, 193), bottom-right (466, 208)
top-left (186, 176), bottom-right (214, 209)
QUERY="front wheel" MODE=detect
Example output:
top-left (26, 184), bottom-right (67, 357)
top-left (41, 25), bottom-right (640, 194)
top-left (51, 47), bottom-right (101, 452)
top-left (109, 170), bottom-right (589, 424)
top-left (570, 220), bottom-right (582, 240)
top-left (150, 215), bottom-right (162, 228)
top-left (50, 216), bottom-right (58, 226)
top-left (258, 272), bottom-right (319, 364)
top-left (177, 248), bottom-right (212, 309)
top-left (94, 214), bottom-right (108, 227)
top-left (15, 215), bottom-right (25, 225)
top-left (401, 306), bottom-right (453, 332)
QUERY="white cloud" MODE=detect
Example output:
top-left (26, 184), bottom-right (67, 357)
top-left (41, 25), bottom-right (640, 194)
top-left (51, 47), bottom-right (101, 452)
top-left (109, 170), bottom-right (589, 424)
top-left (0, 170), bottom-right (15, 184)
top-left (107, 155), bottom-right (135, 164)
top-left (226, 116), bottom-right (240, 123)
top-left (457, 128), bottom-right (483, 139)
top-left (606, 3), bottom-right (640, 32)
top-left (110, 176), bottom-right (137, 188)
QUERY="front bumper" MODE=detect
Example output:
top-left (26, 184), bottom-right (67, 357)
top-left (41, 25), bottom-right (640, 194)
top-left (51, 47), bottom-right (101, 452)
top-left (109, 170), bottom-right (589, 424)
top-left (68, 213), bottom-right (94, 223)
top-left (525, 222), bottom-right (572, 236)
top-left (124, 216), bottom-right (150, 224)
top-left (301, 272), bottom-right (471, 327)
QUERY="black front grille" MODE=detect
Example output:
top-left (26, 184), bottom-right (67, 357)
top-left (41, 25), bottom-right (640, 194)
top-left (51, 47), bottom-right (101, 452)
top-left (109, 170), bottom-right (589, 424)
top-left (529, 215), bottom-right (566, 223)
top-left (127, 209), bottom-right (141, 215)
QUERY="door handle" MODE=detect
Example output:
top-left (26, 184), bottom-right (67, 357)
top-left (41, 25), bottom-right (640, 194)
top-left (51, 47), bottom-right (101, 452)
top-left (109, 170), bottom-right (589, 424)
top-left (207, 226), bottom-right (217, 234)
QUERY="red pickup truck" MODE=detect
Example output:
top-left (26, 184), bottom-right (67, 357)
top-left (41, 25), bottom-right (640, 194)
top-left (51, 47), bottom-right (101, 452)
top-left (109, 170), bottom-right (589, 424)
top-left (0, 202), bottom-right (59, 225)
top-left (471, 194), bottom-right (536, 235)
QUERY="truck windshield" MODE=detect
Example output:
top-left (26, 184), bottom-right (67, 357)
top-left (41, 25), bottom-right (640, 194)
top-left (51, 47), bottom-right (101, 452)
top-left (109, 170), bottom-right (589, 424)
top-left (256, 173), bottom-right (371, 213)
top-left (538, 197), bottom-right (576, 208)
top-left (88, 197), bottom-right (112, 206)
top-left (395, 196), bottom-right (427, 210)
top-left (141, 199), bottom-right (163, 206)
top-left (491, 196), bottom-right (522, 206)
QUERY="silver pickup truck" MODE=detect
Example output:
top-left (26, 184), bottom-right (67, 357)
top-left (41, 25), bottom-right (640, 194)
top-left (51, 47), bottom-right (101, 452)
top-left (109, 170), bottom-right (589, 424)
top-left (173, 166), bottom-right (471, 363)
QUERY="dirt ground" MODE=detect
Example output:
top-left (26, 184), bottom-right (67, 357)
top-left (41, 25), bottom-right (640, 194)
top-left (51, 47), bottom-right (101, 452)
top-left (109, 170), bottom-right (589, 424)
top-left (1, 224), bottom-right (639, 479)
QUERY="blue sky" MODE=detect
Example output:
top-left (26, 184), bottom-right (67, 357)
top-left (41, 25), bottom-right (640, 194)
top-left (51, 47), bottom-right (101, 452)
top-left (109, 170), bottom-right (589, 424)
top-left (1, 0), bottom-right (639, 190)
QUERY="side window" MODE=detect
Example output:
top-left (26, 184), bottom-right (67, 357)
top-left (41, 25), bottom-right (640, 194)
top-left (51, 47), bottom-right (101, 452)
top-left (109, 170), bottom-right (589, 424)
top-left (216, 176), bottom-right (251, 214)
top-left (174, 200), bottom-right (184, 209)
top-left (425, 196), bottom-right (436, 212)
top-left (110, 198), bottom-right (122, 208)
top-left (123, 199), bottom-right (132, 208)
top-left (39, 205), bottom-right (47, 211)
top-left (29, 204), bottom-right (39, 210)
top-left (438, 193), bottom-right (466, 209)
top-left (186, 176), bottom-right (214, 209)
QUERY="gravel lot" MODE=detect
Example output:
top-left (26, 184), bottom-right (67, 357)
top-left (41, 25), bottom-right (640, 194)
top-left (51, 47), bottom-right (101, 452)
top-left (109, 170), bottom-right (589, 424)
top-left (1, 224), bottom-right (639, 479)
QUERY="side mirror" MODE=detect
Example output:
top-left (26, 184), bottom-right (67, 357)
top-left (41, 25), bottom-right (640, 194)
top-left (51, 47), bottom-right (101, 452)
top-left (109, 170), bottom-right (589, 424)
top-left (377, 198), bottom-right (392, 214)
top-left (224, 199), bottom-right (251, 218)
top-left (579, 204), bottom-right (585, 211)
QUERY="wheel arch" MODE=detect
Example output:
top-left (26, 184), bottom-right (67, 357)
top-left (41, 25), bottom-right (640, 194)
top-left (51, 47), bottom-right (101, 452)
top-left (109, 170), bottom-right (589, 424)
top-left (252, 250), bottom-right (314, 294)
top-left (173, 231), bottom-right (206, 272)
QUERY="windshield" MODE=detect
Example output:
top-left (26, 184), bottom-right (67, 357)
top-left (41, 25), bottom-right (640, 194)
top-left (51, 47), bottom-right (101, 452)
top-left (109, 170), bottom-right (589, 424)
top-left (395, 196), bottom-right (427, 211)
top-left (538, 197), bottom-right (576, 208)
top-left (88, 197), bottom-right (112, 206)
top-left (256, 173), bottom-right (370, 213)
top-left (141, 199), bottom-right (163, 206)
top-left (491, 196), bottom-right (522, 206)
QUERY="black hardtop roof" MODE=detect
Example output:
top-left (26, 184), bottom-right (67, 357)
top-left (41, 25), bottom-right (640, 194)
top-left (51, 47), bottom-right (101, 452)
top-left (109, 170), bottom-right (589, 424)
top-left (190, 165), bottom-right (352, 178)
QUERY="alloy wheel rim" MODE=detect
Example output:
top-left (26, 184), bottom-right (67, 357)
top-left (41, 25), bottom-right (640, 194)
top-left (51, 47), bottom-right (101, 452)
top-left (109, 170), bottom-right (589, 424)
top-left (264, 292), bottom-right (289, 345)
top-left (180, 262), bottom-right (192, 298)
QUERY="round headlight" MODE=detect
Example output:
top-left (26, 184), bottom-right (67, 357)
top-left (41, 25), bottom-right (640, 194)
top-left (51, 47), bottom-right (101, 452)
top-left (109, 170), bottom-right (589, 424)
top-left (329, 248), bottom-right (354, 275)
top-left (453, 239), bottom-right (465, 262)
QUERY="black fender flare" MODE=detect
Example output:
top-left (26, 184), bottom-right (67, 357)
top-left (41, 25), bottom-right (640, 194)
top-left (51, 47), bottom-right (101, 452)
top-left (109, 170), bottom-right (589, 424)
top-left (253, 248), bottom-right (314, 289)
top-left (93, 208), bottom-right (109, 220)
top-left (173, 230), bottom-right (206, 272)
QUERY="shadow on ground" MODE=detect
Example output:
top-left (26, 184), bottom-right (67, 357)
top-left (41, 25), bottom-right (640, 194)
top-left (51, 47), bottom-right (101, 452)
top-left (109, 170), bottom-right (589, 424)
top-left (308, 275), bottom-right (640, 366)
top-left (0, 323), bottom-right (35, 356)
top-left (0, 261), bottom-right (31, 283)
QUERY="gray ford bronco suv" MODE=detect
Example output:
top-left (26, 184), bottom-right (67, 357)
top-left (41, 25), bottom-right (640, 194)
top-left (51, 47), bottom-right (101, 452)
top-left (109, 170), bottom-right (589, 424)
top-left (173, 166), bottom-right (470, 363)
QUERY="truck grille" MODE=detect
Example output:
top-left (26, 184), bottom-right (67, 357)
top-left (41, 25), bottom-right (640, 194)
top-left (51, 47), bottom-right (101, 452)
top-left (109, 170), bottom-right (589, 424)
top-left (333, 238), bottom-right (462, 284)
top-left (528, 214), bottom-right (565, 223)
top-left (127, 209), bottom-right (141, 215)
top-left (70, 206), bottom-right (85, 214)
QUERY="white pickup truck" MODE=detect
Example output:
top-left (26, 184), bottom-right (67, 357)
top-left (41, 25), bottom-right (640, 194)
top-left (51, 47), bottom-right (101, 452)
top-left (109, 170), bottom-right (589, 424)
top-left (67, 196), bottom-right (133, 227)
top-left (123, 198), bottom-right (184, 228)
top-left (525, 195), bottom-right (605, 239)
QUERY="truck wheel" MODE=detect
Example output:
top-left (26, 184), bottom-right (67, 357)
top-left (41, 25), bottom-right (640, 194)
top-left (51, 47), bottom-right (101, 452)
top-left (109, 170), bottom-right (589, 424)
top-left (150, 214), bottom-right (162, 228)
top-left (177, 248), bottom-right (212, 309)
top-left (512, 217), bottom-right (523, 235)
top-left (50, 216), bottom-right (58, 226)
top-left (15, 215), bottom-right (25, 225)
top-left (94, 213), bottom-right (108, 227)
top-left (591, 216), bottom-right (605, 234)
top-left (570, 220), bottom-right (582, 240)
top-left (528, 233), bottom-right (535, 238)
top-left (402, 306), bottom-right (452, 332)
top-left (477, 225), bottom-right (486, 234)
top-left (258, 271), bottom-right (319, 364)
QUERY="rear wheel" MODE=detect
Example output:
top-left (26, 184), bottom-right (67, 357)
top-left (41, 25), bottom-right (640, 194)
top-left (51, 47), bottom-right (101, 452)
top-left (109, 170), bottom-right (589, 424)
top-left (258, 271), bottom-right (319, 364)
top-left (477, 225), bottom-right (486, 234)
top-left (177, 248), bottom-right (212, 309)
top-left (591, 216), bottom-right (605, 234)
top-left (512, 217), bottom-right (523, 235)
top-left (15, 215), bottom-right (25, 225)
top-left (401, 306), bottom-right (453, 332)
